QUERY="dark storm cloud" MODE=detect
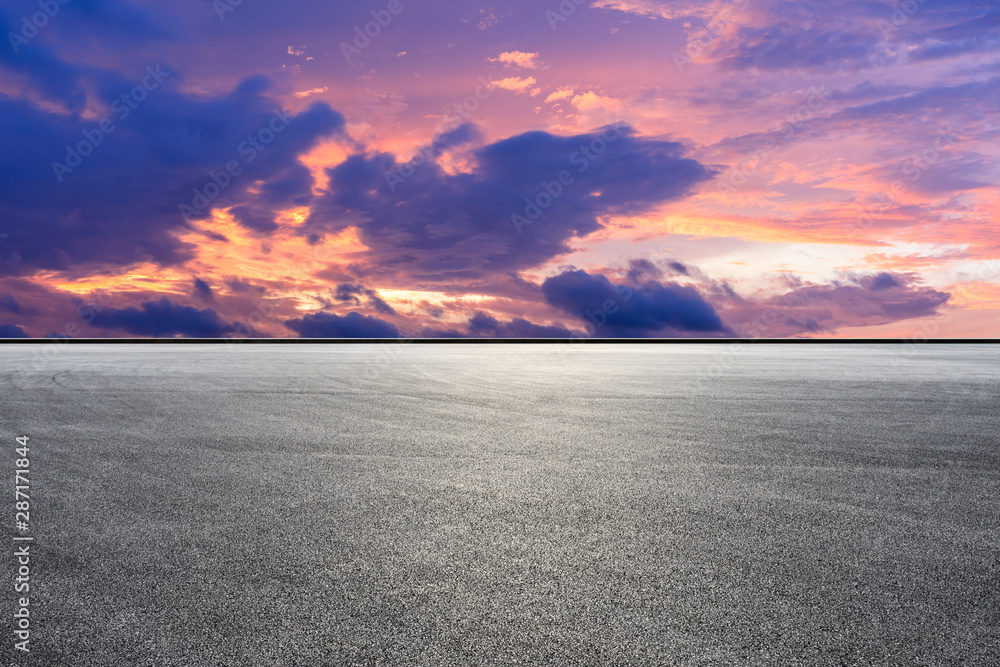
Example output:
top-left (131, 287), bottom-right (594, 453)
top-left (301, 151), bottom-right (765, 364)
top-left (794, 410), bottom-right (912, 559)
top-left (305, 124), bottom-right (713, 280)
top-left (625, 259), bottom-right (664, 284)
top-left (862, 272), bottom-right (904, 291)
top-left (418, 312), bottom-right (578, 338)
top-left (334, 283), bottom-right (396, 315)
top-left (0, 324), bottom-right (29, 338)
top-left (541, 269), bottom-right (729, 337)
top-left (285, 312), bottom-right (400, 338)
top-left (0, 21), bottom-right (85, 110)
top-left (193, 279), bottom-right (214, 301)
top-left (1, 0), bottom-right (180, 110)
top-left (58, 0), bottom-right (179, 41)
top-left (3, 0), bottom-right (179, 44)
top-left (228, 206), bottom-right (279, 235)
top-left (89, 298), bottom-right (236, 337)
top-left (0, 294), bottom-right (22, 314)
top-left (0, 64), bottom-right (344, 277)
top-left (466, 312), bottom-right (576, 338)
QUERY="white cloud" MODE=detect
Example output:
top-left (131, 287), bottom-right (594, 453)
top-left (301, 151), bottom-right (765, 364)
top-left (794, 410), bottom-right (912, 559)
top-left (592, 0), bottom-right (714, 20)
top-left (487, 51), bottom-right (543, 69)
top-left (495, 76), bottom-right (539, 95)
top-left (293, 87), bottom-right (329, 99)
top-left (571, 91), bottom-right (624, 113)
top-left (545, 87), bottom-right (575, 103)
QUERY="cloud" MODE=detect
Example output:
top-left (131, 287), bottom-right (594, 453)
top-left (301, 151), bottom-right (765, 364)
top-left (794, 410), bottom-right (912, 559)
top-left (592, 0), bottom-right (714, 20)
top-left (193, 279), bottom-right (215, 301)
top-left (285, 311), bottom-right (399, 338)
top-left (488, 51), bottom-right (542, 69)
top-left (466, 312), bottom-right (576, 338)
top-left (625, 258), bottom-right (664, 283)
top-left (495, 76), bottom-right (539, 95)
top-left (542, 269), bottom-right (730, 337)
top-left (478, 8), bottom-right (500, 30)
top-left (305, 124), bottom-right (714, 284)
top-left (719, 272), bottom-right (952, 337)
top-left (571, 91), bottom-right (624, 114)
top-left (0, 294), bottom-right (22, 314)
top-left (418, 312), bottom-right (577, 338)
top-left (294, 87), bottom-right (329, 99)
top-left (718, 23), bottom-right (880, 72)
top-left (906, 9), bottom-right (1000, 62)
top-left (89, 298), bottom-right (236, 338)
top-left (0, 324), bottom-right (29, 338)
top-left (0, 67), bottom-right (345, 278)
top-left (0, 24), bottom-right (85, 111)
top-left (334, 283), bottom-right (395, 315)
top-left (0, 0), bottom-right (180, 110)
top-left (545, 87), bottom-right (575, 103)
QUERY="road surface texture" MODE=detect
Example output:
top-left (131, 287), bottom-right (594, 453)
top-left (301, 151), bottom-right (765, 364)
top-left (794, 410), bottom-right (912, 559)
top-left (0, 343), bottom-right (997, 665)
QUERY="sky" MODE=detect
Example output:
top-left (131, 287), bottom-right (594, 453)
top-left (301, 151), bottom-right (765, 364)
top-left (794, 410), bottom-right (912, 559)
top-left (0, 0), bottom-right (997, 339)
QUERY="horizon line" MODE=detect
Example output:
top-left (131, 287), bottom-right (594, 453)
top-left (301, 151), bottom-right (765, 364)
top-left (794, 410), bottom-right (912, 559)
top-left (0, 338), bottom-right (997, 345)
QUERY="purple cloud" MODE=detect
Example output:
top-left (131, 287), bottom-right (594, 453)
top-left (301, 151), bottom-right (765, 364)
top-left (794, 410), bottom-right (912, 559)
top-left (285, 311), bottom-right (400, 338)
top-left (542, 268), bottom-right (730, 337)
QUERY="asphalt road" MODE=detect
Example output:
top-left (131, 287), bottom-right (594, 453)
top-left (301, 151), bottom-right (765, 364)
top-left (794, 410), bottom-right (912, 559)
top-left (0, 343), bottom-right (997, 665)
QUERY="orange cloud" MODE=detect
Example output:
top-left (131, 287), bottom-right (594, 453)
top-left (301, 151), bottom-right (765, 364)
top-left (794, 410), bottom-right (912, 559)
top-left (487, 51), bottom-right (542, 69)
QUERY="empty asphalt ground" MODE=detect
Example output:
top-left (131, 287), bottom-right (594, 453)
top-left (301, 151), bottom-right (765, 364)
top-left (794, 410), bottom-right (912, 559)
top-left (1, 343), bottom-right (998, 665)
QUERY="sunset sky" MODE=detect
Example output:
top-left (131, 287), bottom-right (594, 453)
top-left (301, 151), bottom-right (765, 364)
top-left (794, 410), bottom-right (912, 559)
top-left (1, 0), bottom-right (997, 338)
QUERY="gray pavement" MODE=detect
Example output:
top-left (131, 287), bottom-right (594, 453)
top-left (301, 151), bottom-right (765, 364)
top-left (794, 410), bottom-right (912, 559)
top-left (0, 344), bottom-right (997, 665)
